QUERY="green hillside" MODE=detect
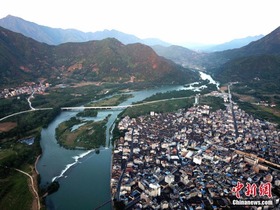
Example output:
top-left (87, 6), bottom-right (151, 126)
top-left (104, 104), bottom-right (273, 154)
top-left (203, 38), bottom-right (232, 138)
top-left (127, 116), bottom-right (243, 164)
top-left (0, 27), bottom-right (198, 87)
top-left (215, 55), bottom-right (280, 93)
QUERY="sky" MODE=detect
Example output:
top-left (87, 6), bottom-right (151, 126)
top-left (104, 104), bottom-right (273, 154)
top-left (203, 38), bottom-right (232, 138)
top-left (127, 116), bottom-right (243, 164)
top-left (0, 0), bottom-right (279, 45)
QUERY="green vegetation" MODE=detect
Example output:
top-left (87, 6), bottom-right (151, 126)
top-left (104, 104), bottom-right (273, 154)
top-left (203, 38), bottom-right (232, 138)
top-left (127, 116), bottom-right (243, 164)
top-left (199, 96), bottom-right (226, 111)
top-left (0, 97), bottom-right (29, 118)
top-left (0, 82), bottom-right (185, 210)
top-left (31, 84), bottom-right (121, 108)
top-left (236, 101), bottom-right (280, 127)
top-left (45, 181), bottom-right (60, 195)
top-left (87, 94), bottom-right (133, 107)
top-left (0, 27), bottom-right (199, 86)
top-left (215, 55), bottom-right (280, 94)
top-left (122, 95), bottom-right (224, 118)
top-left (112, 123), bottom-right (127, 145)
top-left (0, 170), bottom-right (33, 210)
top-left (56, 117), bottom-right (108, 149)
top-left (141, 90), bottom-right (195, 102)
top-left (0, 84), bottom-right (126, 209)
top-left (212, 55), bottom-right (280, 127)
top-left (0, 135), bottom-right (41, 210)
top-left (0, 134), bottom-right (41, 175)
top-left (122, 98), bottom-right (194, 118)
top-left (230, 84), bottom-right (280, 126)
top-left (0, 108), bottom-right (61, 140)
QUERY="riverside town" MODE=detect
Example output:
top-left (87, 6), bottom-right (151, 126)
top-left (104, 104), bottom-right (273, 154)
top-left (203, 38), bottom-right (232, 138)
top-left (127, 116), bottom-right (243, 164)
top-left (111, 102), bottom-right (280, 209)
top-left (1, 9), bottom-right (280, 210)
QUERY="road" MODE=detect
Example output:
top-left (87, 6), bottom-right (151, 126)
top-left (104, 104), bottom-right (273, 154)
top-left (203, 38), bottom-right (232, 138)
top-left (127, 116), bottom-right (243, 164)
top-left (0, 108), bottom-right (53, 122)
top-left (0, 92), bottom-right (53, 122)
top-left (14, 168), bottom-right (40, 210)
top-left (27, 91), bottom-right (36, 110)
top-left (62, 95), bottom-right (195, 111)
top-left (1, 94), bottom-right (194, 121)
top-left (228, 84), bottom-right (239, 138)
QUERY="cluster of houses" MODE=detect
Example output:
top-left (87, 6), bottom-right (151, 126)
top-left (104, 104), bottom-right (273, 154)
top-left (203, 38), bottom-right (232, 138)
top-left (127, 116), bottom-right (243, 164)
top-left (0, 82), bottom-right (49, 99)
top-left (111, 104), bottom-right (280, 209)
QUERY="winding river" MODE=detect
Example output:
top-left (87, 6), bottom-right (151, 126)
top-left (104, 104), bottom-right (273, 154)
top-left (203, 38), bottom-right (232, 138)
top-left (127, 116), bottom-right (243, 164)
top-left (37, 72), bottom-right (218, 210)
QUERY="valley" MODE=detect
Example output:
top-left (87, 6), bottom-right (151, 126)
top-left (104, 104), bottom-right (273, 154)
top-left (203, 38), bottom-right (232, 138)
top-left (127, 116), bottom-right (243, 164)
top-left (0, 16), bottom-right (279, 210)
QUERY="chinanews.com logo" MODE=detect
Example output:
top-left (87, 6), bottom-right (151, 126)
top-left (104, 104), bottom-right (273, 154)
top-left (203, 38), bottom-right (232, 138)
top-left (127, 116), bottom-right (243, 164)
top-left (231, 181), bottom-right (275, 207)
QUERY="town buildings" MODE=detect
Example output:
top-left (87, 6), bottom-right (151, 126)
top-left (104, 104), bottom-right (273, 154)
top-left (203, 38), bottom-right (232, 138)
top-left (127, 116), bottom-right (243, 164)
top-left (0, 82), bottom-right (49, 99)
top-left (111, 103), bottom-right (280, 209)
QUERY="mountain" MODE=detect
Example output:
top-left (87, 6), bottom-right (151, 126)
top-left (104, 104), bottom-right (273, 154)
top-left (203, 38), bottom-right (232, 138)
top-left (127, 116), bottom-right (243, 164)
top-left (199, 26), bottom-right (280, 70)
top-left (215, 55), bottom-right (280, 90)
top-left (0, 26), bottom-right (198, 87)
top-left (151, 45), bottom-right (205, 69)
top-left (152, 30), bottom-right (277, 71)
top-left (0, 27), bottom-right (54, 86)
top-left (222, 26), bottom-right (280, 58)
top-left (204, 35), bottom-right (264, 52)
top-left (0, 15), bottom-right (170, 46)
top-left (210, 26), bottom-right (280, 93)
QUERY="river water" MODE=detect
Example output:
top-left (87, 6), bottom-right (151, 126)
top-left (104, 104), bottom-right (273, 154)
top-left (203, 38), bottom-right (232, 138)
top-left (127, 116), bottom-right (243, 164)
top-left (37, 72), bottom-right (218, 210)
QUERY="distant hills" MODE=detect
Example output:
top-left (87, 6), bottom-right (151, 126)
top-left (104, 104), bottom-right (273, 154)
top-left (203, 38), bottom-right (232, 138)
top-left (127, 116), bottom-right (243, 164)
top-left (1, 14), bottom-right (280, 95)
top-left (211, 26), bottom-right (280, 93)
top-left (0, 26), bottom-right (198, 87)
top-left (216, 26), bottom-right (280, 59)
top-left (151, 36), bottom-right (266, 70)
top-left (0, 15), bottom-right (170, 46)
top-left (151, 45), bottom-right (206, 70)
top-left (202, 35), bottom-right (264, 52)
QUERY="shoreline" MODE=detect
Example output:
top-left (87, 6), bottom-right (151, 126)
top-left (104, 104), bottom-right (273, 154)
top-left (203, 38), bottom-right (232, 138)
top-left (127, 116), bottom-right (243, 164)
top-left (33, 154), bottom-right (42, 210)
top-left (34, 154), bottom-right (41, 175)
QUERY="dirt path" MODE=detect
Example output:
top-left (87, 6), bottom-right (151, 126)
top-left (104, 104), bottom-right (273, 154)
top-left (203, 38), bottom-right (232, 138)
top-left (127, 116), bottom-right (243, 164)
top-left (14, 168), bottom-right (41, 210)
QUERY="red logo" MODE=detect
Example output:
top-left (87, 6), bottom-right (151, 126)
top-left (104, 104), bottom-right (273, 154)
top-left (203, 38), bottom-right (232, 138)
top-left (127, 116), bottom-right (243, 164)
top-left (232, 182), bottom-right (272, 198)
top-left (259, 182), bottom-right (272, 198)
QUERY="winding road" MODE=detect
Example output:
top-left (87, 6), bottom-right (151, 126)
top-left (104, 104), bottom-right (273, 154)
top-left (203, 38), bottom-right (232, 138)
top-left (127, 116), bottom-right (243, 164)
top-left (27, 92), bottom-right (36, 110)
top-left (0, 92), bottom-right (53, 122)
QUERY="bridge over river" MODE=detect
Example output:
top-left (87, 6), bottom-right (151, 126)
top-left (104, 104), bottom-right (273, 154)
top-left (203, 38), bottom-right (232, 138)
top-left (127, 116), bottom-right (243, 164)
top-left (0, 96), bottom-right (194, 121)
top-left (61, 96), bottom-right (194, 111)
top-left (61, 105), bottom-right (132, 111)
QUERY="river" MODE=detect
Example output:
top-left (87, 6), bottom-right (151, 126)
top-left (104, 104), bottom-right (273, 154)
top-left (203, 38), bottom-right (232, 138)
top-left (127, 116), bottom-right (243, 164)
top-left (37, 72), bottom-right (218, 210)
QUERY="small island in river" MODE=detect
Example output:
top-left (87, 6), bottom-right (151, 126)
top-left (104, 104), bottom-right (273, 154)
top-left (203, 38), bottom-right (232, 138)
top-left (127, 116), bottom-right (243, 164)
top-left (55, 116), bottom-right (109, 149)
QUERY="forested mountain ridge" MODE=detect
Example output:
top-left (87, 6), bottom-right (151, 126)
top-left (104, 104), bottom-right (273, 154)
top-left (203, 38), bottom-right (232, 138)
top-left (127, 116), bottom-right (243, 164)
top-left (0, 26), bottom-right (198, 87)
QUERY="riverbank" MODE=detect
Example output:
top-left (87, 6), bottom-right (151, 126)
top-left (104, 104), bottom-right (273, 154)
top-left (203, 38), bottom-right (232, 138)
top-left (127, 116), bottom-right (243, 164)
top-left (36, 72), bottom-right (221, 209)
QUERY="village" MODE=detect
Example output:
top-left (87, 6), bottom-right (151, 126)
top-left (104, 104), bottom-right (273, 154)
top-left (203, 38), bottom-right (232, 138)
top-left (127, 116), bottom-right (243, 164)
top-left (111, 101), bottom-right (280, 209)
top-left (0, 81), bottom-right (49, 99)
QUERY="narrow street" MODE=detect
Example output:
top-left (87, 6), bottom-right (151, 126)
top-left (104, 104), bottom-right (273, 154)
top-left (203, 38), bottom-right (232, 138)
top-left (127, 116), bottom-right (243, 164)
top-left (115, 129), bottom-right (134, 201)
top-left (228, 84), bottom-right (239, 138)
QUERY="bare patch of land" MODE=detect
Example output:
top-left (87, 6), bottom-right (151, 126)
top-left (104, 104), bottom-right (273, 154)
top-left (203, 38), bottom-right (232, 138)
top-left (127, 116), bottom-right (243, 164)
top-left (0, 122), bottom-right (17, 132)
top-left (88, 94), bottom-right (133, 107)
top-left (71, 82), bottom-right (102, 87)
top-left (232, 93), bottom-right (256, 103)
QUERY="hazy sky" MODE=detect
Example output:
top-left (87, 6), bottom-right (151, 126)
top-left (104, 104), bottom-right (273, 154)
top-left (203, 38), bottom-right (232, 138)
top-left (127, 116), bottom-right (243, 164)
top-left (0, 0), bottom-right (279, 45)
